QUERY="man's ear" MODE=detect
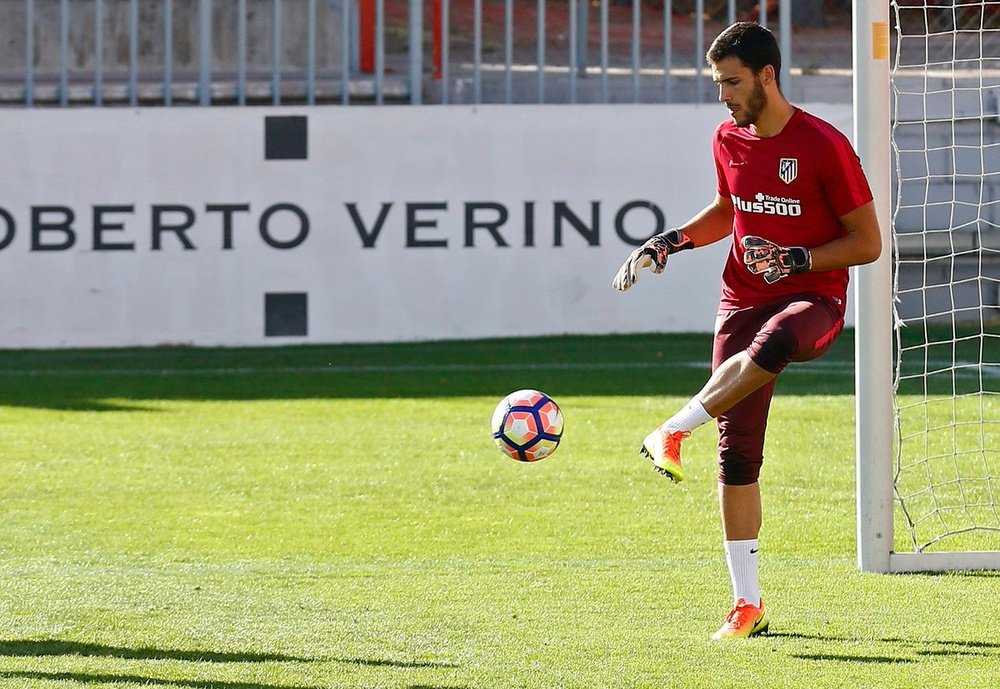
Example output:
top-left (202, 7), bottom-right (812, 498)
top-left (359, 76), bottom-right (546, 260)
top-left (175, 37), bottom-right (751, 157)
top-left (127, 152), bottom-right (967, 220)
top-left (760, 64), bottom-right (776, 86)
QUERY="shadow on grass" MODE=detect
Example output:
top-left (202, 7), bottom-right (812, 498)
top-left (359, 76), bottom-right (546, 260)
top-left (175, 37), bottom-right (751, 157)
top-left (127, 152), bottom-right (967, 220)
top-left (890, 637), bottom-right (1000, 659)
top-left (0, 332), bottom-right (860, 410)
top-left (902, 569), bottom-right (1000, 578)
top-left (0, 639), bottom-right (313, 663)
top-left (769, 631), bottom-right (1000, 662)
top-left (338, 658), bottom-right (459, 669)
top-left (0, 639), bottom-right (461, 670)
top-left (1, 325), bottom-right (992, 409)
top-left (790, 653), bottom-right (913, 664)
top-left (8, 399), bottom-right (164, 413)
top-left (0, 671), bottom-right (316, 689)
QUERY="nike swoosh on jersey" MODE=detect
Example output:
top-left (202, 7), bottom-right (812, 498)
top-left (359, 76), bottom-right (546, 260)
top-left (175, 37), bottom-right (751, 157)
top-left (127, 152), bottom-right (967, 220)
top-left (729, 160), bottom-right (748, 167)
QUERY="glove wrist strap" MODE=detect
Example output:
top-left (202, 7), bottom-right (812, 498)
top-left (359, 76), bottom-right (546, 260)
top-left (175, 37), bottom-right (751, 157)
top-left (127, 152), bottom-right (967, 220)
top-left (661, 229), bottom-right (695, 254)
top-left (788, 247), bottom-right (812, 273)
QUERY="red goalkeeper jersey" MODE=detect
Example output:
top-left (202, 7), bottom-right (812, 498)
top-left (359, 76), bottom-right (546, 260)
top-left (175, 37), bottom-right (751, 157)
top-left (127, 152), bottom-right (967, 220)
top-left (713, 107), bottom-right (873, 310)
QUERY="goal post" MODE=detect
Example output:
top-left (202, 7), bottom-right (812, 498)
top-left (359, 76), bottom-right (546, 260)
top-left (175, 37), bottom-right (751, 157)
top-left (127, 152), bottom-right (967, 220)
top-left (855, 1), bottom-right (1000, 573)
top-left (854, 0), bottom-right (895, 573)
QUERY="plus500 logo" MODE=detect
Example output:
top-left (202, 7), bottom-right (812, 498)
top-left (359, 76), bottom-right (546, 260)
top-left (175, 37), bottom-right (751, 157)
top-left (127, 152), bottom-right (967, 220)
top-left (731, 193), bottom-right (802, 217)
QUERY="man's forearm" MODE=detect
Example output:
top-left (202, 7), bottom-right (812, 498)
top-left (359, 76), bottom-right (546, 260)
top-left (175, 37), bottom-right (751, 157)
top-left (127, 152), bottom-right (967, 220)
top-left (675, 196), bottom-right (735, 248)
top-left (808, 201), bottom-right (882, 272)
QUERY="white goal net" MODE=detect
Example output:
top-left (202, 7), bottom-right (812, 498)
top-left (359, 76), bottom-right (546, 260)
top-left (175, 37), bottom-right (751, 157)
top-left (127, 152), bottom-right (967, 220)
top-left (890, 0), bottom-right (1000, 556)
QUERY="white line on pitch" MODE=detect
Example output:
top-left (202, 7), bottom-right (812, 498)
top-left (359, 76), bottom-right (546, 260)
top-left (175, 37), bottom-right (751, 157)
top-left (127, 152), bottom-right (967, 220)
top-left (1, 556), bottom-right (851, 577)
top-left (0, 360), bottom-right (856, 378)
top-left (0, 359), bottom-right (997, 379)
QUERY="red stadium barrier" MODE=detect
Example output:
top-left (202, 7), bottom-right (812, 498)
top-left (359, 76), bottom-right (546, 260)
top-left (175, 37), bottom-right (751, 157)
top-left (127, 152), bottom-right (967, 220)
top-left (359, 0), bottom-right (375, 73)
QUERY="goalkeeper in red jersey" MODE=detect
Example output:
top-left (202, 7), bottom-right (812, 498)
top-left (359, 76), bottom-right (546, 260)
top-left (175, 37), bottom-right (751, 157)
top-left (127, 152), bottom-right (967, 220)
top-left (612, 22), bottom-right (882, 640)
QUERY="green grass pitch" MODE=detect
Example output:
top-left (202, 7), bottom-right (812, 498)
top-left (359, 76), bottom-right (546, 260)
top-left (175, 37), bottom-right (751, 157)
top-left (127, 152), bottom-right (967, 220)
top-left (0, 332), bottom-right (996, 689)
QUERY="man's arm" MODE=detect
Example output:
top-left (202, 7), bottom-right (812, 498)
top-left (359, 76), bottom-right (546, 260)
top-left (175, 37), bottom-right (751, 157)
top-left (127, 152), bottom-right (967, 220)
top-left (612, 194), bottom-right (734, 292)
top-left (674, 193), bottom-right (736, 248)
top-left (741, 200), bottom-right (882, 283)
top-left (807, 200), bottom-right (882, 271)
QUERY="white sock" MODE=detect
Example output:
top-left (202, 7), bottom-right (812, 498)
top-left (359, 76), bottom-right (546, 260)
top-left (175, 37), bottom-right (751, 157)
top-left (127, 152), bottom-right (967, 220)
top-left (662, 398), bottom-right (713, 433)
top-left (724, 539), bottom-right (761, 607)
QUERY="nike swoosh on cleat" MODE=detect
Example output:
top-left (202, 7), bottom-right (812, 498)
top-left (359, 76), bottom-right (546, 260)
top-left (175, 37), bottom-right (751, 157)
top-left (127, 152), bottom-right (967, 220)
top-left (750, 548), bottom-right (759, 554)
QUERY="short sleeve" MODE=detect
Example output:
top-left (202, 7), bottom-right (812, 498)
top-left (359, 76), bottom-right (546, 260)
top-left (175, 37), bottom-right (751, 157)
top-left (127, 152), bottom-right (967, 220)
top-left (819, 128), bottom-right (874, 217)
top-left (713, 125), bottom-right (731, 198)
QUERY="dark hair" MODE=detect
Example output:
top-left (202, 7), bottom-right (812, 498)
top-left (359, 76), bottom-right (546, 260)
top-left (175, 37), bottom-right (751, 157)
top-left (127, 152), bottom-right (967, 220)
top-left (706, 22), bottom-right (781, 88)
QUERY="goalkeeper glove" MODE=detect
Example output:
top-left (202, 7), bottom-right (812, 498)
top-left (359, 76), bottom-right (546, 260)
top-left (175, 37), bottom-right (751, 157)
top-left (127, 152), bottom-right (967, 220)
top-left (612, 229), bottom-right (694, 292)
top-left (741, 235), bottom-right (812, 284)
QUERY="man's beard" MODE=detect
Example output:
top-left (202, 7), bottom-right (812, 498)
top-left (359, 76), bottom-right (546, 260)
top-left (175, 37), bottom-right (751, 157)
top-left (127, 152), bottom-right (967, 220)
top-left (735, 78), bottom-right (767, 127)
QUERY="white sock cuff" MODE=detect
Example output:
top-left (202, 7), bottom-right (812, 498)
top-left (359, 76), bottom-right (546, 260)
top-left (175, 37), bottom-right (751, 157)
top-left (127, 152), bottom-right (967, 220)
top-left (723, 538), bottom-right (759, 553)
top-left (664, 397), bottom-right (714, 433)
top-left (724, 539), bottom-right (761, 607)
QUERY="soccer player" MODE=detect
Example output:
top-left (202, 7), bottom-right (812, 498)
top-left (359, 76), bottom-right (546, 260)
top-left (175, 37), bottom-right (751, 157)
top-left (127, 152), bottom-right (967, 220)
top-left (612, 22), bottom-right (881, 639)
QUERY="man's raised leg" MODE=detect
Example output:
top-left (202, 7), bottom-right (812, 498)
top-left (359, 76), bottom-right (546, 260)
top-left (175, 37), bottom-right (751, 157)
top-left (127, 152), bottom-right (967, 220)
top-left (640, 351), bottom-right (775, 481)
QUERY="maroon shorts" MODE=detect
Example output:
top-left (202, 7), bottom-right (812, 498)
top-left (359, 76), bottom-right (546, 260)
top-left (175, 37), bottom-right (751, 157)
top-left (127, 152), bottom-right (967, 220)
top-left (712, 294), bottom-right (845, 486)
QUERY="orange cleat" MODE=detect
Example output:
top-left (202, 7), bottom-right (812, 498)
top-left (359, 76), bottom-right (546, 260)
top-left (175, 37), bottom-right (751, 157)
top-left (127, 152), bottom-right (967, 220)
top-left (711, 598), bottom-right (769, 640)
top-left (639, 427), bottom-right (689, 482)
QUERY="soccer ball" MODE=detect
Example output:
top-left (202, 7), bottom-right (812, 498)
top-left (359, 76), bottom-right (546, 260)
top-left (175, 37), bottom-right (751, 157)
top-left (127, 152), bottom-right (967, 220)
top-left (491, 389), bottom-right (564, 462)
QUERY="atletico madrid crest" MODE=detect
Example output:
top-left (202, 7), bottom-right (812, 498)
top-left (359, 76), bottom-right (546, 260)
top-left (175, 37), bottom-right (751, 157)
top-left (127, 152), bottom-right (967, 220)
top-left (779, 158), bottom-right (798, 184)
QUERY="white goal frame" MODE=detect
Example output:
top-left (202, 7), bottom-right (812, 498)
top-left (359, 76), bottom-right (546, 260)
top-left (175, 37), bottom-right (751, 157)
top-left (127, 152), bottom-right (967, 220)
top-left (854, 1), bottom-right (1000, 573)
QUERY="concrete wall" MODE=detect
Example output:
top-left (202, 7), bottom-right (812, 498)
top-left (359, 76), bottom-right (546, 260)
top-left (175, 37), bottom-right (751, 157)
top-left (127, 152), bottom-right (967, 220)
top-left (6, 103), bottom-right (818, 348)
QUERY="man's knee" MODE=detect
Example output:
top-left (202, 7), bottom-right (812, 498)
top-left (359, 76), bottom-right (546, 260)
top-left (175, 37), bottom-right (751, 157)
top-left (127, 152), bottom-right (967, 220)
top-left (747, 325), bottom-right (797, 375)
top-left (718, 451), bottom-right (762, 485)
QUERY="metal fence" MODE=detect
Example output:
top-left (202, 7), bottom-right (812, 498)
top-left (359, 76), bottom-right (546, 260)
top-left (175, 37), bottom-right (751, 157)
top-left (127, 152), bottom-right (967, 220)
top-left (4, 0), bottom-right (816, 107)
